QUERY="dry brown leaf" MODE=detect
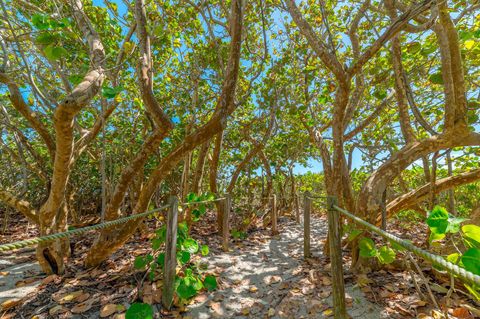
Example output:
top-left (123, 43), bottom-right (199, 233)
top-left (268, 308), bottom-right (275, 317)
top-left (194, 293), bottom-right (208, 303)
top-left (71, 300), bottom-right (94, 313)
top-left (321, 276), bottom-right (332, 286)
top-left (210, 301), bottom-right (224, 316)
top-left (41, 274), bottom-right (58, 285)
top-left (15, 277), bottom-right (39, 287)
top-left (49, 305), bottom-right (66, 316)
top-left (1, 299), bottom-right (21, 311)
top-left (100, 304), bottom-right (118, 317)
top-left (356, 274), bottom-right (373, 287)
top-left (75, 292), bottom-right (91, 303)
top-left (55, 290), bottom-right (85, 304)
top-left (451, 308), bottom-right (473, 319)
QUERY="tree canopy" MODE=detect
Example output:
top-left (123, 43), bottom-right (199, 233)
top-left (0, 0), bottom-right (479, 279)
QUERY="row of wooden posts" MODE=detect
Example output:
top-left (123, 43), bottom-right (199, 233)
top-left (160, 191), bottom-right (322, 310)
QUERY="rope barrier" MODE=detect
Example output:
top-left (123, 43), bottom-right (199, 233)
top-left (332, 204), bottom-right (480, 287)
top-left (0, 204), bottom-right (171, 252)
top-left (0, 195), bottom-right (232, 253)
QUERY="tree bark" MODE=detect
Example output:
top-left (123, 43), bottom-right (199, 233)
top-left (385, 168), bottom-right (480, 220)
top-left (84, 0), bottom-right (244, 267)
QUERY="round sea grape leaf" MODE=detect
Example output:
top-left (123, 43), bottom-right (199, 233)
top-left (461, 248), bottom-right (480, 275)
top-left (125, 303), bottom-right (153, 319)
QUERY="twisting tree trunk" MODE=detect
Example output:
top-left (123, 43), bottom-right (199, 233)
top-left (85, 0), bottom-right (245, 267)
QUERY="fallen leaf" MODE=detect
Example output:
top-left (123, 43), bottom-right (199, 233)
top-left (75, 292), bottom-right (91, 303)
top-left (194, 293), bottom-right (208, 303)
top-left (100, 304), bottom-right (118, 317)
top-left (268, 308), bottom-right (275, 317)
top-left (15, 277), bottom-right (39, 287)
top-left (323, 308), bottom-right (333, 317)
top-left (49, 305), bottom-right (66, 316)
top-left (41, 275), bottom-right (59, 285)
top-left (249, 286), bottom-right (258, 293)
top-left (322, 276), bottom-right (332, 286)
top-left (356, 274), bottom-right (373, 287)
top-left (210, 302), bottom-right (224, 316)
top-left (54, 290), bottom-right (84, 304)
top-left (71, 300), bottom-right (94, 313)
top-left (451, 307), bottom-right (473, 319)
top-left (1, 299), bottom-right (21, 311)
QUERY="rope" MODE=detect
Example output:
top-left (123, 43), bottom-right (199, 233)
top-left (333, 204), bottom-right (480, 287)
top-left (0, 204), bottom-right (170, 252)
top-left (0, 195), bottom-right (229, 253)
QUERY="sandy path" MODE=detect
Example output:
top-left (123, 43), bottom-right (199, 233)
top-left (0, 249), bottom-right (42, 305)
top-left (187, 216), bottom-right (387, 318)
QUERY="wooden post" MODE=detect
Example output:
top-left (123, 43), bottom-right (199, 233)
top-left (327, 196), bottom-right (347, 319)
top-left (222, 194), bottom-right (231, 252)
top-left (162, 196), bottom-right (178, 310)
top-left (303, 191), bottom-right (311, 258)
top-left (295, 193), bottom-right (300, 223)
top-left (271, 194), bottom-right (278, 235)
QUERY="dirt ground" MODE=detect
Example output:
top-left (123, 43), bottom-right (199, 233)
top-left (0, 213), bottom-right (478, 318)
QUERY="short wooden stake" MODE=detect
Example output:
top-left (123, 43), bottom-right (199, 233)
top-left (162, 196), bottom-right (178, 310)
top-left (303, 192), bottom-right (311, 258)
top-left (222, 194), bottom-right (231, 252)
top-left (271, 194), bottom-right (278, 235)
top-left (327, 196), bottom-right (347, 319)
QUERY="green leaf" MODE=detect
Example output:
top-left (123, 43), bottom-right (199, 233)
top-left (176, 280), bottom-right (197, 299)
top-left (43, 45), bottom-right (68, 60)
top-left (406, 42), bottom-right (421, 54)
top-left (191, 276), bottom-right (204, 291)
top-left (377, 246), bottom-right (396, 264)
top-left (102, 86), bottom-right (123, 98)
top-left (178, 251), bottom-right (191, 264)
top-left (429, 231), bottom-right (446, 243)
top-left (157, 252), bottom-right (165, 268)
top-left (155, 225), bottom-right (167, 242)
top-left (35, 33), bottom-right (57, 45)
top-left (151, 238), bottom-right (162, 250)
top-left (428, 73), bottom-right (443, 85)
top-left (68, 74), bottom-right (83, 86)
top-left (187, 193), bottom-right (197, 202)
top-left (347, 229), bottom-right (362, 242)
top-left (203, 275), bottom-right (217, 291)
top-left (125, 303), bottom-right (153, 319)
top-left (461, 248), bottom-right (480, 275)
top-left (390, 240), bottom-right (408, 252)
top-left (462, 224), bottom-right (480, 249)
top-left (201, 245), bottom-right (209, 256)
top-left (426, 206), bottom-right (449, 236)
top-left (359, 237), bottom-right (377, 258)
top-left (177, 222), bottom-right (188, 239)
top-left (134, 254), bottom-right (153, 270)
top-left (446, 253), bottom-right (461, 265)
top-left (183, 238), bottom-right (199, 254)
top-left (31, 14), bottom-right (50, 30)
top-left (464, 284), bottom-right (480, 301)
top-left (446, 216), bottom-right (468, 234)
